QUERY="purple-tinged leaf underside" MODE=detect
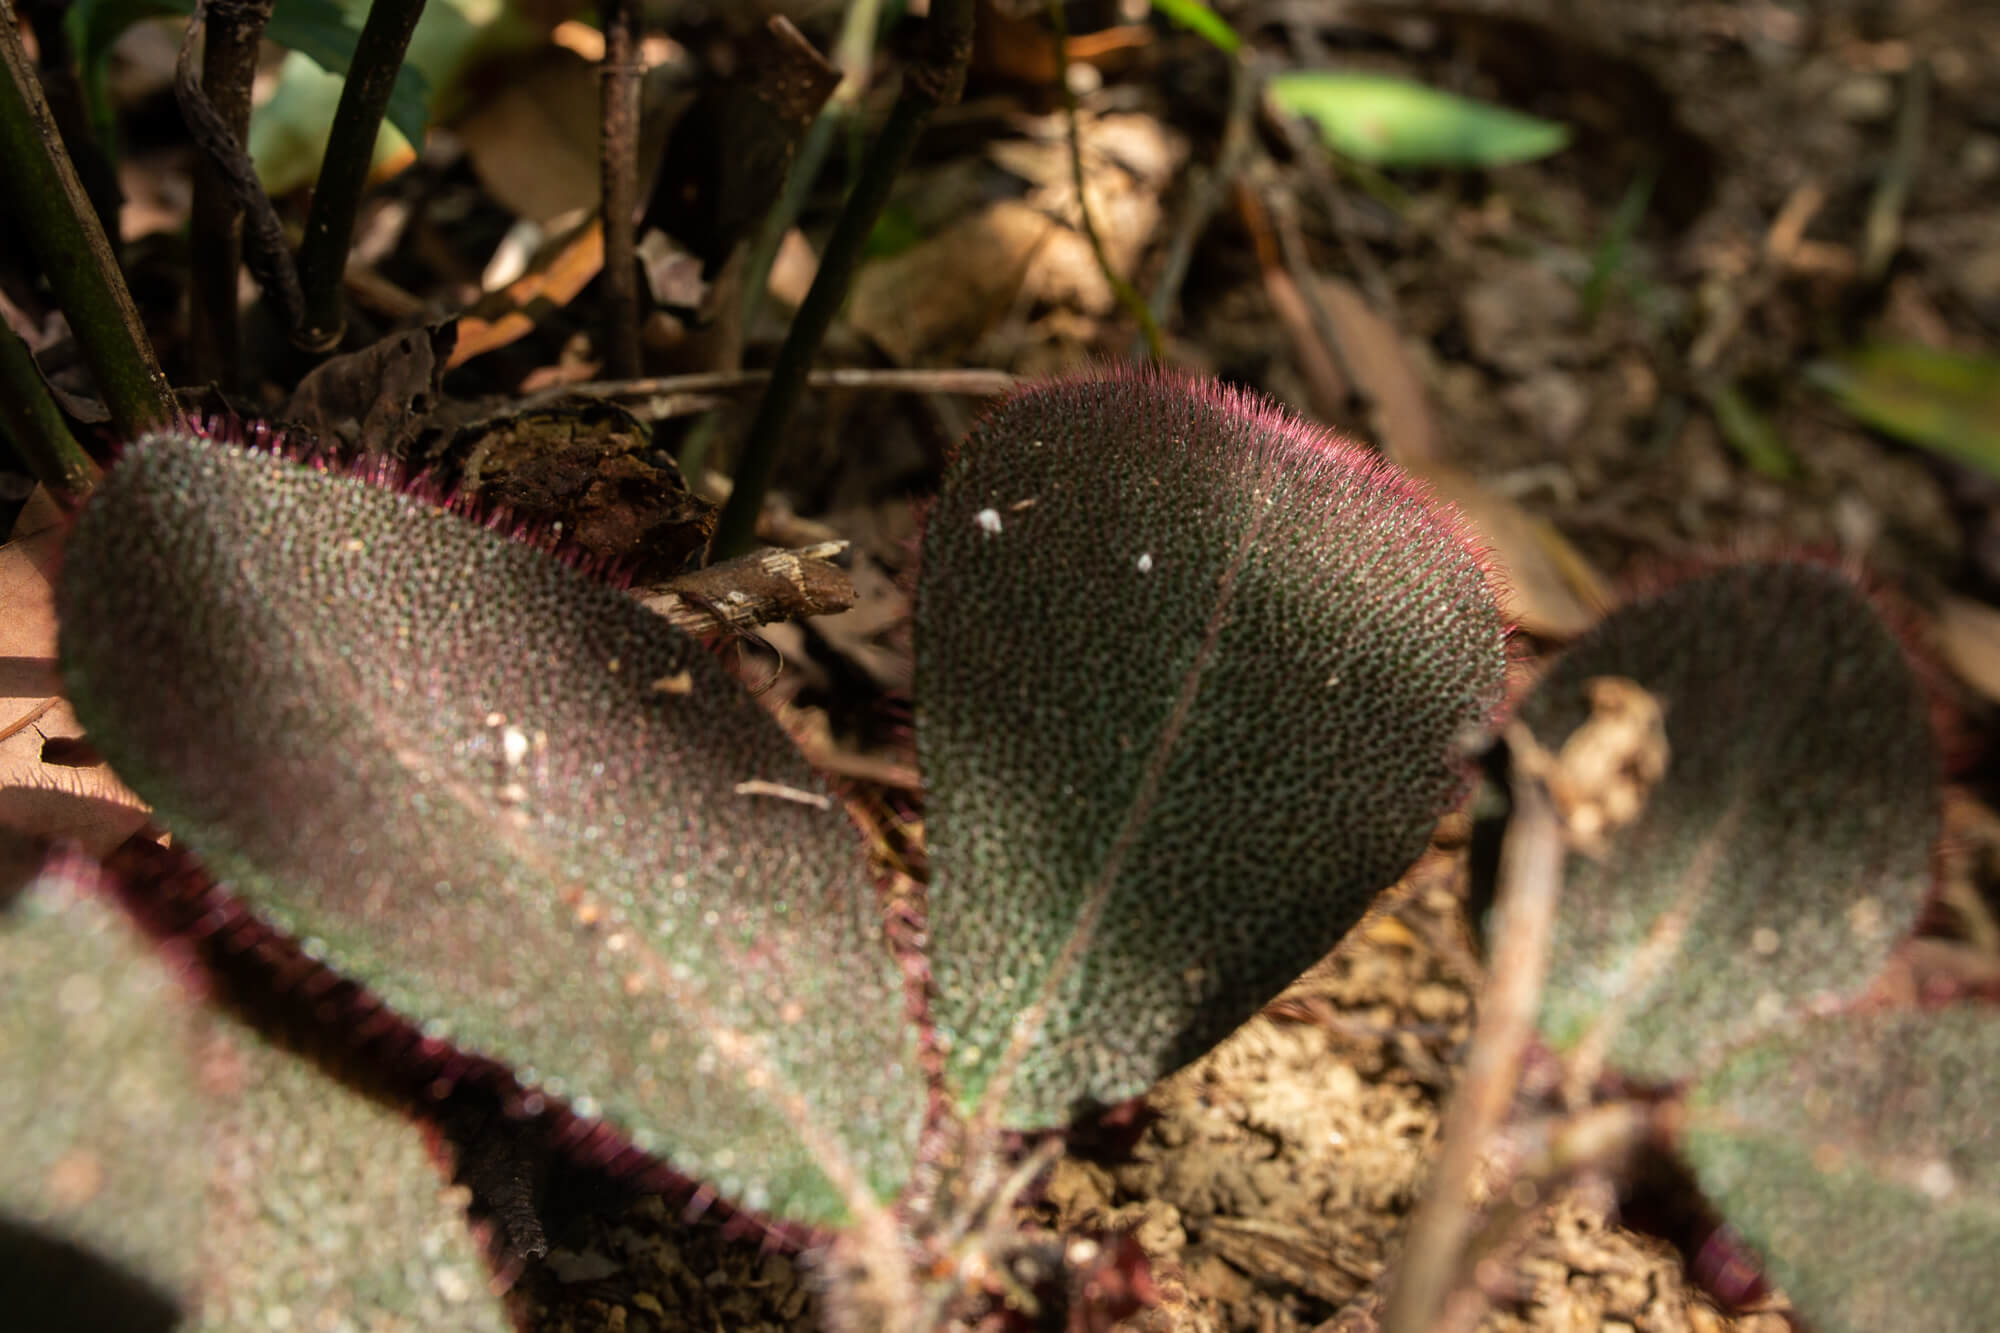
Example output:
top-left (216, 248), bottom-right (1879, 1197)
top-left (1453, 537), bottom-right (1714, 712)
top-left (1515, 561), bottom-right (1938, 1083)
top-left (915, 369), bottom-right (1507, 1126)
top-left (1681, 1007), bottom-right (2000, 1333)
top-left (1, 844), bottom-right (510, 1331)
top-left (56, 432), bottom-right (922, 1226)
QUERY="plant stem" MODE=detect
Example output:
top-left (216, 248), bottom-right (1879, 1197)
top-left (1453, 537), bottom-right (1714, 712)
top-left (188, 0), bottom-right (275, 388)
top-left (1046, 0), bottom-right (1163, 361)
top-left (707, 0), bottom-right (975, 563)
top-left (0, 320), bottom-right (99, 501)
top-left (597, 0), bottom-right (642, 379)
top-left (1382, 727), bottom-right (1564, 1333)
top-left (293, 0), bottom-right (429, 353)
top-left (0, 1), bottom-right (178, 440)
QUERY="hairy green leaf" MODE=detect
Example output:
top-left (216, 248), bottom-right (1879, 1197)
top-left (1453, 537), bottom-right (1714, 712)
top-left (1, 850), bottom-right (509, 1331)
top-left (916, 370), bottom-right (1506, 1125)
top-left (1516, 561), bottom-right (1936, 1082)
top-left (1682, 1007), bottom-right (2000, 1333)
top-left (57, 432), bottom-right (922, 1226)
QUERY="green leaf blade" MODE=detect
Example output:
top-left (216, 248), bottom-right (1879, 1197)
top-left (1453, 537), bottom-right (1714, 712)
top-left (1683, 1008), bottom-right (2000, 1333)
top-left (916, 370), bottom-right (1507, 1126)
top-left (1148, 0), bottom-right (1241, 54)
top-left (1, 852), bottom-right (511, 1332)
top-left (56, 433), bottom-right (923, 1226)
top-left (1268, 70), bottom-right (1569, 168)
top-left (1517, 562), bottom-right (1938, 1082)
top-left (1810, 342), bottom-right (2000, 484)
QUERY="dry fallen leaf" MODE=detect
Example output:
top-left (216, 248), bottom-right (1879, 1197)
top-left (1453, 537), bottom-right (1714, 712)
top-left (0, 491), bottom-right (148, 854)
top-left (1407, 460), bottom-right (1610, 639)
top-left (1937, 593), bottom-right (2000, 706)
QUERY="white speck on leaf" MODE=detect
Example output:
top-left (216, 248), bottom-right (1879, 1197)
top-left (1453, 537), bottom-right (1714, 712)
top-left (975, 507), bottom-right (1003, 536)
top-left (1137, 552), bottom-right (1154, 573)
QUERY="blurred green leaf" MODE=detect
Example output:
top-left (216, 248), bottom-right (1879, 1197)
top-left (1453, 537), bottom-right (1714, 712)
top-left (1810, 343), bottom-right (2000, 483)
top-left (1683, 1008), bottom-right (2000, 1333)
top-left (1707, 382), bottom-right (1799, 480)
top-left (67, 0), bottom-right (430, 150)
top-left (1148, 0), bottom-right (1240, 54)
top-left (1267, 70), bottom-right (1569, 168)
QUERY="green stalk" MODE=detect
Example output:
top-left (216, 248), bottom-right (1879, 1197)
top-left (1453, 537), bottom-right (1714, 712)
top-left (708, 0), bottom-right (974, 562)
top-left (0, 321), bottom-right (99, 501)
top-left (293, 0), bottom-right (429, 353)
top-left (0, 1), bottom-right (177, 440)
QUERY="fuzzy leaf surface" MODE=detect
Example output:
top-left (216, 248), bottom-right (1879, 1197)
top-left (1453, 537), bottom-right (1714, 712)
top-left (1515, 562), bottom-right (1936, 1082)
top-left (1, 852), bottom-right (508, 1331)
top-left (916, 370), bottom-right (1506, 1125)
top-left (57, 433), bottom-right (921, 1225)
top-left (1682, 1007), bottom-right (2000, 1333)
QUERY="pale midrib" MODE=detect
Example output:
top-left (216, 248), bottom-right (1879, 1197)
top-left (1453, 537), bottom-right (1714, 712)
top-left (258, 499), bottom-right (888, 1228)
top-left (977, 481), bottom-right (1279, 1122)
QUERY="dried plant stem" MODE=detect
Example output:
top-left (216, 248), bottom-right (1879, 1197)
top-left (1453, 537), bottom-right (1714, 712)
top-left (188, 0), bottom-right (275, 388)
top-left (294, 0), bottom-right (430, 353)
top-left (707, 0), bottom-right (976, 563)
top-left (638, 541), bottom-right (854, 633)
top-left (0, 2), bottom-right (177, 440)
top-left (597, 0), bottom-right (642, 379)
top-left (0, 321), bottom-right (99, 501)
top-left (1382, 729), bottom-right (1565, 1333)
top-left (1045, 0), bottom-right (1163, 362)
top-left (542, 365), bottom-right (1017, 409)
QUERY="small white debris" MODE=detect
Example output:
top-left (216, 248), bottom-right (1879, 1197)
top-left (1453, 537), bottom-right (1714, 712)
top-left (1917, 1160), bottom-right (1959, 1200)
top-left (975, 507), bottom-right (1004, 536)
top-left (734, 779), bottom-right (832, 810)
top-left (1136, 552), bottom-right (1154, 573)
top-left (501, 725), bottom-right (531, 767)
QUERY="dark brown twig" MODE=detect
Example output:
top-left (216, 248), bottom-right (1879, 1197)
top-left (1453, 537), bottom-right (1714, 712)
top-left (186, 0), bottom-right (276, 387)
top-left (597, 0), bottom-right (642, 379)
top-left (707, 0), bottom-right (976, 563)
top-left (294, 0), bottom-right (430, 353)
top-left (176, 0), bottom-right (305, 337)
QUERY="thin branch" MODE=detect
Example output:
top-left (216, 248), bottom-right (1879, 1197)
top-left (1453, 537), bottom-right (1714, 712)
top-left (0, 320), bottom-right (99, 502)
top-left (707, 0), bottom-right (976, 563)
top-left (0, 1), bottom-right (178, 439)
top-left (176, 0), bottom-right (305, 337)
top-left (597, 0), bottom-right (642, 379)
top-left (294, 0), bottom-right (430, 353)
top-left (539, 364), bottom-right (1017, 410)
top-left (187, 0), bottom-right (275, 387)
top-left (1046, 0), bottom-right (1163, 361)
top-left (1382, 727), bottom-right (1565, 1333)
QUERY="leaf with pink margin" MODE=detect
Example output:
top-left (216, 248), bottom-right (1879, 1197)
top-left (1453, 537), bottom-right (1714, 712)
top-left (1, 841), bottom-right (511, 1331)
top-left (56, 432), bottom-right (922, 1226)
top-left (915, 369), bottom-right (1508, 1126)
